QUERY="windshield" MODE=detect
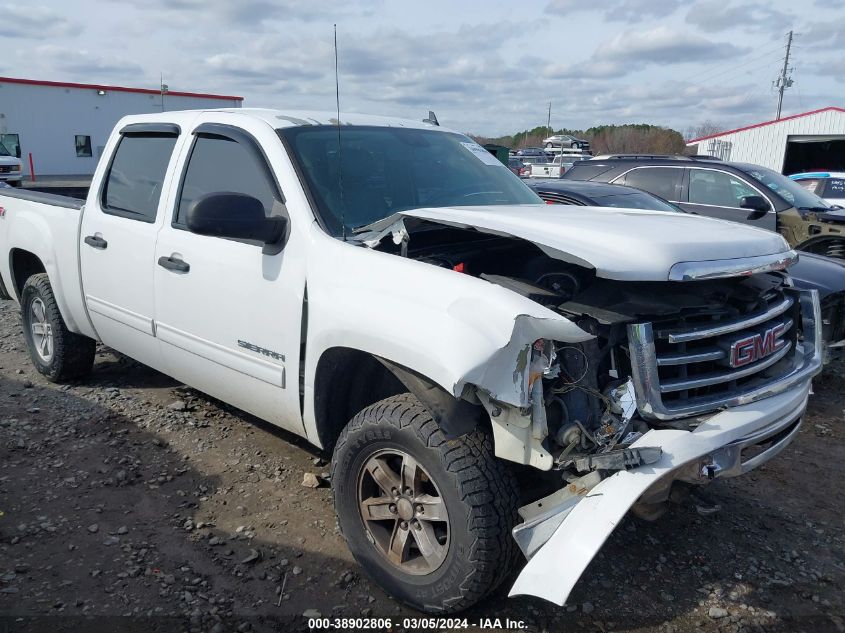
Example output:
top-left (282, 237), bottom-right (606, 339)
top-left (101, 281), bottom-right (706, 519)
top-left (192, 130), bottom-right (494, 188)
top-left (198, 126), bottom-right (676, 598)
top-left (0, 144), bottom-right (10, 157)
top-left (279, 126), bottom-right (541, 236)
top-left (743, 165), bottom-right (831, 209)
top-left (592, 192), bottom-right (681, 212)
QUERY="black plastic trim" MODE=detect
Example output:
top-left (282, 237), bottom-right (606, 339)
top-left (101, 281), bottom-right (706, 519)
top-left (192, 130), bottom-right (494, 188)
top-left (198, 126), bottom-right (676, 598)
top-left (376, 357), bottom-right (482, 439)
top-left (120, 122), bottom-right (181, 136)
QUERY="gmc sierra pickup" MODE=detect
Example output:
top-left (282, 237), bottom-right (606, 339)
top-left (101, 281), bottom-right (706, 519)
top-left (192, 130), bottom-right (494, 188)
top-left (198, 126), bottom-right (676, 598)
top-left (0, 109), bottom-right (823, 613)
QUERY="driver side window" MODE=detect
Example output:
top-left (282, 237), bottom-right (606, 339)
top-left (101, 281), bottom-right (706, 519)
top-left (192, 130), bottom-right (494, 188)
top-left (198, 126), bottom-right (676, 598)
top-left (689, 169), bottom-right (759, 208)
top-left (174, 134), bottom-right (280, 226)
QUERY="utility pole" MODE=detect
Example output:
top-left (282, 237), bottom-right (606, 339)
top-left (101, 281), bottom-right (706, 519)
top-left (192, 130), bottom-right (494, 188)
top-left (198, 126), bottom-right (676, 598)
top-left (774, 31), bottom-right (793, 120)
top-left (547, 102), bottom-right (551, 135)
top-left (160, 73), bottom-right (169, 112)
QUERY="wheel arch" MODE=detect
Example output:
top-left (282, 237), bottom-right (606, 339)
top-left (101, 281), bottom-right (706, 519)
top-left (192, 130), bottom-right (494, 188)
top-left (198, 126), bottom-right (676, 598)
top-left (9, 248), bottom-right (47, 300)
top-left (310, 347), bottom-right (484, 452)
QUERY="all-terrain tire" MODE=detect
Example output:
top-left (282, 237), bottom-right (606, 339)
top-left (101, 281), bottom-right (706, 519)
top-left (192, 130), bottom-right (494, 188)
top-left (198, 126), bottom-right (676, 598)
top-left (20, 273), bottom-right (95, 382)
top-left (331, 393), bottom-right (520, 613)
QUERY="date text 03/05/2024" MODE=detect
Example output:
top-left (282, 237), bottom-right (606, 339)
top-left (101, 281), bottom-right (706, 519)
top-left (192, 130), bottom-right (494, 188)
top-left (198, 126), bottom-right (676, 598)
top-left (306, 617), bottom-right (527, 630)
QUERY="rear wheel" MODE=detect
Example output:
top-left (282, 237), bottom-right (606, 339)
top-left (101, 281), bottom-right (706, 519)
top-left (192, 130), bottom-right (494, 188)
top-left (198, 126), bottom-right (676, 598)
top-left (332, 393), bottom-right (520, 613)
top-left (21, 274), bottom-right (95, 382)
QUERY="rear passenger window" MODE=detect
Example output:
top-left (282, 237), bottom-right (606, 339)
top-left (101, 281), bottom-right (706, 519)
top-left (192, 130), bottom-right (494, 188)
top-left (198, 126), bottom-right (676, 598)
top-left (175, 134), bottom-right (280, 224)
top-left (794, 178), bottom-right (820, 193)
top-left (102, 133), bottom-right (178, 222)
top-left (619, 167), bottom-right (682, 201)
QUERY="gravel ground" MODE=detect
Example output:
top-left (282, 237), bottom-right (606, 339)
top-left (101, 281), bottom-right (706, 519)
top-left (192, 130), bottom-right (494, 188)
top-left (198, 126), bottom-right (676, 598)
top-left (1, 298), bottom-right (844, 633)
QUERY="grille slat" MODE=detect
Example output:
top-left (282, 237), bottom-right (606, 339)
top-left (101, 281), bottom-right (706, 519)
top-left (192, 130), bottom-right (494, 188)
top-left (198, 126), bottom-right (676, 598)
top-left (627, 287), bottom-right (823, 421)
top-left (657, 347), bottom-right (726, 366)
top-left (657, 296), bottom-right (794, 343)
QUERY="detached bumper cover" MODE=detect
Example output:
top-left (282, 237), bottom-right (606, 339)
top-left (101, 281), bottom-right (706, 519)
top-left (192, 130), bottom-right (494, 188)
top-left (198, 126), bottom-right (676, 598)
top-left (509, 380), bottom-right (812, 606)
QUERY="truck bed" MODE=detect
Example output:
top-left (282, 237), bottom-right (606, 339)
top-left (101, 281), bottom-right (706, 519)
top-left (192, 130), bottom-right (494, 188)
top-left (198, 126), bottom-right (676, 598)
top-left (0, 187), bottom-right (94, 337)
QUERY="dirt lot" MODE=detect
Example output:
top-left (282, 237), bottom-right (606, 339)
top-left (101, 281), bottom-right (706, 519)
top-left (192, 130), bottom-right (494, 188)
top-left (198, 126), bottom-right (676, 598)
top-left (1, 297), bottom-right (844, 633)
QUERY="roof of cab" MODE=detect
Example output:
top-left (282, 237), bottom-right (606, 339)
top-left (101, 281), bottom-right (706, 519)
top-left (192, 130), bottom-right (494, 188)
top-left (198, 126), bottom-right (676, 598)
top-left (118, 108), bottom-right (451, 132)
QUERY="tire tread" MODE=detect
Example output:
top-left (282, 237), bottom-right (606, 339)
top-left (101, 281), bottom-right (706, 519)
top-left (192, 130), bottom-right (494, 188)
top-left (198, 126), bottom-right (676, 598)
top-left (332, 393), bottom-right (520, 613)
top-left (22, 273), bottom-right (95, 382)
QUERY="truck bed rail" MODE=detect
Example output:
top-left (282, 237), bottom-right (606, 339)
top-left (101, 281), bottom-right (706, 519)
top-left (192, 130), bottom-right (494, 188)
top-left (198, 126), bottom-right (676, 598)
top-left (0, 188), bottom-right (85, 210)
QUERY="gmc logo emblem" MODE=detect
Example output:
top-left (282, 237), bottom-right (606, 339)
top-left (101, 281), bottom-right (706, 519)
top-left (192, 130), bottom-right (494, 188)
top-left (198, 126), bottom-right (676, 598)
top-left (729, 323), bottom-right (787, 368)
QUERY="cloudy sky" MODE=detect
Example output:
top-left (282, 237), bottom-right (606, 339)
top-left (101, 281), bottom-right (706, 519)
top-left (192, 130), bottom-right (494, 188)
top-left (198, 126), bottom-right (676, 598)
top-left (1, 0), bottom-right (842, 137)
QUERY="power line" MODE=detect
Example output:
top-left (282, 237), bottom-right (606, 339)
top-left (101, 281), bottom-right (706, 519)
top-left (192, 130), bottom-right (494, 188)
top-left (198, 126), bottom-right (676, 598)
top-left (687, 39), bottom-right (786, 85)
top-left (684, 57), bottom-right (783, 95)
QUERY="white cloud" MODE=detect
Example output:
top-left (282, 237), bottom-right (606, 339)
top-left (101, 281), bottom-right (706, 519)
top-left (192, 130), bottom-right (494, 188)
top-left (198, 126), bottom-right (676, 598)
top-left (0, 4), bottom-right (82, 38)
top-left (1, 0), bottom-right (837, 136)
top-left (686, 0), bottom-right (793, 33)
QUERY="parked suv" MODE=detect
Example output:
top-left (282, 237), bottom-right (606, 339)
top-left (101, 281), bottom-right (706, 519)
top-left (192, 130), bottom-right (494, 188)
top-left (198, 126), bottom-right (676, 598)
top-left (565, 156), bottom-right (845, 260)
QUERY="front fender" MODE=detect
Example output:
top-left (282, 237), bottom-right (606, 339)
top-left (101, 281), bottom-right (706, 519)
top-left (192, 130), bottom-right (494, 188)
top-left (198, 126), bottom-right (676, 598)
top-left (301, 225), bottom-right (593, 445)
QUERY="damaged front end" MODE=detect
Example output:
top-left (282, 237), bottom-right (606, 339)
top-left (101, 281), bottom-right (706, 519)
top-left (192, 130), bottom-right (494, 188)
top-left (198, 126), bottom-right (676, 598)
top-left (462, 271), bottom-right (821, 607)
top-left (493, 281), bottom-right (822, 606)
top-left (356, 214), bottom-right (822, 607)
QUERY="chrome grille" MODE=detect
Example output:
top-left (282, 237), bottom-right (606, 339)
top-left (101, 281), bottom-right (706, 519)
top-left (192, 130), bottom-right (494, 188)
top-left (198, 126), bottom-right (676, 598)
top-left (628, 289), bottom-right (823, 420)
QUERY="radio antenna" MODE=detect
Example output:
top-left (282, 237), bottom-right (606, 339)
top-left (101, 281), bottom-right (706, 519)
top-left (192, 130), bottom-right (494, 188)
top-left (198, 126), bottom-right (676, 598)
top-left (334, 24), bottom-right (347, 241)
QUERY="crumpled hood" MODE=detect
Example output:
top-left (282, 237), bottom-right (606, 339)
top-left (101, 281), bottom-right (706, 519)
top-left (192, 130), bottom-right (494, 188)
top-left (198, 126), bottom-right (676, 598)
top-left (357, 204), bottom-right (793, 281)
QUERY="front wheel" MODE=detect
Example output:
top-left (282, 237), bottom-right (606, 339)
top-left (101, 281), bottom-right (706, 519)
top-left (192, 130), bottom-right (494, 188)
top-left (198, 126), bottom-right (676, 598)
top-left (21, 273), bottom-right (96, 382)
top-left (332, 394), bottom-right (520, 613)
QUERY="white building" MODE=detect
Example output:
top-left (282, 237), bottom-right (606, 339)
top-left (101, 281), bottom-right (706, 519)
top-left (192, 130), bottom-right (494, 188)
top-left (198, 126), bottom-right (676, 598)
top-left (0, 76), bottom-right (243, 177)
top-left (686, 106), bottom-right (845, 175)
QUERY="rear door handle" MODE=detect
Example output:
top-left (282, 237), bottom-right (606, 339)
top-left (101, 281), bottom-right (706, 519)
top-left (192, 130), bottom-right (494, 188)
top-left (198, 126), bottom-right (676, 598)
top-left (84, 235), bottom-right (108, 250)
top-left (157, 256), bottom-right (190, 273)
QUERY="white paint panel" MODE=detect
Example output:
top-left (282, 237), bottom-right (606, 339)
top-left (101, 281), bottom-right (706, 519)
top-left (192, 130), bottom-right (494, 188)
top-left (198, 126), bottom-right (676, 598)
top-left (156, 322), bottom-right (285, 388)
top-left (687, 109), bottom-right (845, 172)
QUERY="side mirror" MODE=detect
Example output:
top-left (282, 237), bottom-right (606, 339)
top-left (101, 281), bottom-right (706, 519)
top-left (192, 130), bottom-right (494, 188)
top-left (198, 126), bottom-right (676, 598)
top-left (14, 147), bottom-right (21, 159)
top-left (740, 195), bottom-right (769, 213)
top-left (186, 192), bottom-right (286, 248)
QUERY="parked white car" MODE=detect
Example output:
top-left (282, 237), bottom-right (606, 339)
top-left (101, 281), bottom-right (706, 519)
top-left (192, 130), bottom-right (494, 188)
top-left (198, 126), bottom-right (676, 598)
top-left (0, 108), bottom-right (822, 612)
top-left (790, 171), bottom-right (845, 207)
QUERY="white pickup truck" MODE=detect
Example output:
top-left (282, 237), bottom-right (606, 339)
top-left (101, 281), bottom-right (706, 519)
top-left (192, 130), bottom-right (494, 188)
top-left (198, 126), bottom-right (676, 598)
top-left (0, 108), bottom-right (823, 613)
top-left (0, 142), bottom-right (23, 187)
top-left (528, 151), bottom-right (590, 179)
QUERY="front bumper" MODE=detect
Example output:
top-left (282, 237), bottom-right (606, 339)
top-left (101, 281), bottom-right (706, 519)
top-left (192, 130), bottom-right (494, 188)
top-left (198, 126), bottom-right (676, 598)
top-left (509, 377), bottom-right (813, 606)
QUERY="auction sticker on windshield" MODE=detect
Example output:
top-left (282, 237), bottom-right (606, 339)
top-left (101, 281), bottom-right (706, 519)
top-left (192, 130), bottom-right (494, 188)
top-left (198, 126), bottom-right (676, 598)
top-left (461, 141), bottom-right (504, 166)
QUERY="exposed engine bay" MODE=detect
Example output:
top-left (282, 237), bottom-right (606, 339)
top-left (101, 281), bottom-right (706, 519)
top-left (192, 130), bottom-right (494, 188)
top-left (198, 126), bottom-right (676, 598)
top-left (366, 221), bottom-right (796, 477)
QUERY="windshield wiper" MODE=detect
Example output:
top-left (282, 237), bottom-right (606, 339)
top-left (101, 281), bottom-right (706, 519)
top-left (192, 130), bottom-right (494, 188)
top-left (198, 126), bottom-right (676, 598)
top-left (798, 206), bottom-right (833, 213)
